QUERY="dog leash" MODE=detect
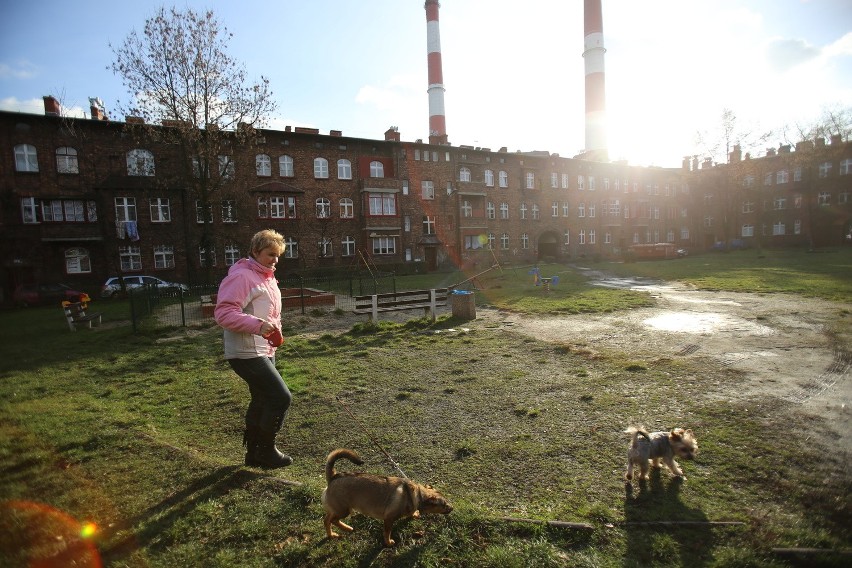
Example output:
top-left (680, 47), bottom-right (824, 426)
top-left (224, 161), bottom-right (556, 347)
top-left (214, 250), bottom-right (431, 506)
top-left (334, 395), bottom-right (409, 479)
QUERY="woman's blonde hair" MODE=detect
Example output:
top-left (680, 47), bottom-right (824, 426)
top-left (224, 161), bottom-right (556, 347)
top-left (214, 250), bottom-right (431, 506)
top-left (250, 229), bottom-right (285, 257)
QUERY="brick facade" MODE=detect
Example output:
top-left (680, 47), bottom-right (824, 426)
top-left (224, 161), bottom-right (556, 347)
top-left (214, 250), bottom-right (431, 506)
top-left (1, 100), bottom-right (850, 303)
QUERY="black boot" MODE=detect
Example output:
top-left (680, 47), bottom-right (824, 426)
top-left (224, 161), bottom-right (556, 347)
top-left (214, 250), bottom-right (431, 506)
top-left (242, 425), bottom-right (260, 467)
top-left (246, 428), bottom-right (292, 468)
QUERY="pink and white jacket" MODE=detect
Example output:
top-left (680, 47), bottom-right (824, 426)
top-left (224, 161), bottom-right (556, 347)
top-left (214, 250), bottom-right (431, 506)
top-left (214, 257), bottom-right (282, 359)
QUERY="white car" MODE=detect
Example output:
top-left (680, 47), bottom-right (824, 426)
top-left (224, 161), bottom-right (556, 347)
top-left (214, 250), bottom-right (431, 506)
top-left (101, 275), bottom-right (189, 298)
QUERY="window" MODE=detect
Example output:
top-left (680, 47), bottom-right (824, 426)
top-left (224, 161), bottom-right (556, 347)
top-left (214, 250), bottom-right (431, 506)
top-left (402, 180), bottom-right (409, 195)
top-left (225, 244), bottom-right (240, 266)
top-left (773, 197), bottom-right (786, 210)
top-left (199, 244), bottom-right (217, 267)
top-left (368, 193), bottom-right (396, 216)
top-left (341, 236), bottom-right (355, 257)
top-left (318, 238), bottom-right (333, 258)
top-left (500, 233), bottom-right (510, 250)
top-left (681, 227), bottom-right (689, 239)
top-left (14, 144), bottom-right (38, 172)
top-left (127, 149), bottom-right (154, 176)
top-left (578, 203), bottom-right (585, 218)
top-left (525, 172), bottom-right (535, 189)
top-left (764, 173), bottom-right (772, 186)
top-left (561, 173), bottom-right (570, 189)
top-left (279, 155), bottom-right (294, 177)
top-left (314, 157), bottom-right (329, 178)
top-left (500, 202), bottom-right (509, 219)
top-left (588, 176), bottom-right (596, 191)
top-left (704, 216), bottom-right (713, 228)
top-left (520, 233), bottom-right (529, 249)
top-left (192, 156), bottom-right (209, 178)
top-left (839, 191), bottom-right (850, 204)
top-left (339, 198), bottom-right (354, 218)
top-left (150, 198), bottom-right (171, 222)
top-left (259, 196), bottom-right (297, 219)
top-left (119, 245), bottom-right (142, 271)
top-left (840, 159), bottom-right (852, 175)
top-left (579, 230), bottom-right (586, 245)
top-left (423, 216), bottom-right (436, 235)
top-left (589, 229), bottom-right (596, 244)
top-left (256, 154), bottom-right (271, 176)
top-left (459, 167), bottom-right (471, 182)
top-left (316, 198), bottom-right (331, 218)
top-left (485, 202), bottom-right (494, 219)
top-left (464, 235), bottom-right (483, 250)
top-left (577, 175), bottom-right (584, 190)
top-left (485, 169), bottom-right (494, 187)
top-left (551, 172), bottom-right (558, 188)
top-left (21, 197), bottom-right (37, 224)
top-left (65, 248), bottom-right (91, 274)
top-left (773, 222), bottom-right (785, 236)
top-left (794, 167), bottom-right (802, 182)
top-left (421, 180), bottom-right (435, 200)
top-left (563, 230), bottom-right (570, 245)
top-left (742, 201), bottom-right (754, 214)
top-left (404, 216), bottom-right (411, 232)
top-left (776, 169), bottom-right (789, 184)
top-left (337, 159), bottom-right (352, 179)
top-left (794, 194), bottom-right (802, 208)
top-left (372, 236), bottom-right (396, 255)
top-left (520, 203), bottom-right (527, 220)
top-left (195, 200), bottom-right (213, 223)
top-left (56, 147), bottom-right (78, 174)
top-left (818, 192), bottom-right (831, 205)
top-left (604, 178), bottom-right (610, 191)
top-left (370, 160), bottom-right (385, 178)
top-left (588, 203), bottom-right (595, 218)
top-left (794, 220), bottom-right (802, 234)
top-left (115, 197), bottom-right (137, 222)
top-left (562, 202), bottom-right (570, 217)
top-left (218, 155), bottom-right (234, 179)
top-left (284, 238), bottom-right (299, 259)
top-left (819, 161), bottom-right (832, 178)
top-left (154, 245), bottom-right (175, 269)
top-left (498, 171), bottom-right (508, 188)
top-left (742, 224), bottom-right (754, 237)
top-left (222, 199), bottom-right (237, 223)
top-left (461, 200), bottom-right (473, 218)
top-left (531, 204), bottom-right (540, 220)
top-left (487, 233), bottom-right (495, 249)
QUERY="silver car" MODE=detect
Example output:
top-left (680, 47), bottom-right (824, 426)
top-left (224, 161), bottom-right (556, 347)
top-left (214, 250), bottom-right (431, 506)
top-left (101, 275), bottom-right (189, 298)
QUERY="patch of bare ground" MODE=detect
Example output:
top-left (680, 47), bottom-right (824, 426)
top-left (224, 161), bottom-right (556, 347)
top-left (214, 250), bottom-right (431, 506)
top-left (288, 279), bottom-right (851, 455)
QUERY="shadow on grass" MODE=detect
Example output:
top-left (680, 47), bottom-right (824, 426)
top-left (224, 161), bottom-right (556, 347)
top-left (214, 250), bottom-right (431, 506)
top-left (99, 465), bottom-right (272, 564)
top-left (623, 472), bottom-right (714, 567)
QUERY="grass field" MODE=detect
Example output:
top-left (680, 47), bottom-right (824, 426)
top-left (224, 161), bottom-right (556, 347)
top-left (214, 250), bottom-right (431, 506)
top-left (1, 248), bottom-right (850, 567)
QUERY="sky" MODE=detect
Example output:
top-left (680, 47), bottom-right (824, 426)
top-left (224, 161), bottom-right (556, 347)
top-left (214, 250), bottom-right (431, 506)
top-left (1, 0), bottom-right (850, 168)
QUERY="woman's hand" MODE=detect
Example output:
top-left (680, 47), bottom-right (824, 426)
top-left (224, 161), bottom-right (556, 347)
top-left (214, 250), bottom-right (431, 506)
top-left (259, 321), bottom-right (276, 336)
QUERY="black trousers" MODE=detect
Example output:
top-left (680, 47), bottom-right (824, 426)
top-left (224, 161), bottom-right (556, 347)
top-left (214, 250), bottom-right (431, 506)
top-left (227, 356), bottom-right (292, 433)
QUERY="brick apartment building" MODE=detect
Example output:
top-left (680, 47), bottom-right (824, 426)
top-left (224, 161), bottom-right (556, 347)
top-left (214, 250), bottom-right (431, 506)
top-left (1, 96), bottom-right (850, 303)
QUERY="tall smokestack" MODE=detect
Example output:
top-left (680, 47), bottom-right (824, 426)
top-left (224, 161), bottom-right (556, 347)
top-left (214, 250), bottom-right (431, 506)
top-left (425, 0), bottom-right (448, 145)
top-left (583, 0), bottom-right (608, 161)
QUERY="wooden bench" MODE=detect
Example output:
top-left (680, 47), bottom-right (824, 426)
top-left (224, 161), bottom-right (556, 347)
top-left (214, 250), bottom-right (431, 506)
top-left (200, 294), bottom-right (217, 318)
top-left (353, 288), bottom-right (448, 322)
top-left (62, 301), bottom-right (103, 331)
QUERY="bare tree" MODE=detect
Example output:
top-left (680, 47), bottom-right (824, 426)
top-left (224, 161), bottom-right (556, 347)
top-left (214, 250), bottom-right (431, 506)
top-left (109, 7), bottom-right (277, 283)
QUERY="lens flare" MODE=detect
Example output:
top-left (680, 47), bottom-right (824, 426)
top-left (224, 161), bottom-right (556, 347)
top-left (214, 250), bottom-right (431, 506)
top-left (80, 521), bottom-right (98, 538)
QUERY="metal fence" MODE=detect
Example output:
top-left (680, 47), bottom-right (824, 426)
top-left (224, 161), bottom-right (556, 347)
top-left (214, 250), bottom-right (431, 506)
top-left (129, 272), bottom-right (399, 331)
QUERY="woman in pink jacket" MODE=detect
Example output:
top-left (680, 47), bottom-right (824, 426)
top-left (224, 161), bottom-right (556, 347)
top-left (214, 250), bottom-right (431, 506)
top-left (214, 229), bottom-right (292, 468)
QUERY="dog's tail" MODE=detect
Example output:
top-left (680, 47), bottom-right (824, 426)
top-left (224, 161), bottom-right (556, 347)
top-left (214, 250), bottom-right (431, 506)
top-left (625, 426), bottom-right (650, 444)
top-left (325, 448), bottom-right (364, 483)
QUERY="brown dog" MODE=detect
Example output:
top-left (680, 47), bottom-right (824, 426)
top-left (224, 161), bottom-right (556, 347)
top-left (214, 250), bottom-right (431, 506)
top-left (321, 448), bottom-right (453, 547)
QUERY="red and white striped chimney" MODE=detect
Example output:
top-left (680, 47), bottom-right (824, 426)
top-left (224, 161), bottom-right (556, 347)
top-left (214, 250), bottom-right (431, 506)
top-left (583, 0), bottom-right (608, 161)
top-left (425, 0), bottom-right (448, 145)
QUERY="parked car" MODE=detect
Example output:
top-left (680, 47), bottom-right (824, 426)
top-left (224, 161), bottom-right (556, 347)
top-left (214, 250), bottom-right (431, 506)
top-left (14, 283), bottom-right (90, 307)
top-left (101, 275), bottom-right (189, 298)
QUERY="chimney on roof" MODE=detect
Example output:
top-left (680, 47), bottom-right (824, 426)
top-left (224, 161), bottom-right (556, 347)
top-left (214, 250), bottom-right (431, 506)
top-left (728, 144), bottom-right (742, 164)
top-left (702, 157), bottom-right (713, 169)
top-left (89, 97), bottom-right (107, 121)
top-left (385, 126), bottom-right (400, 142)
top-left (830, 134), bottom-right (842, 145)
top-left (779, 144), bottom-right (791, 154)
top-left (43, 95), bottom-right (61, 116)
top-left (682, 156), bottom-right (692, 171)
